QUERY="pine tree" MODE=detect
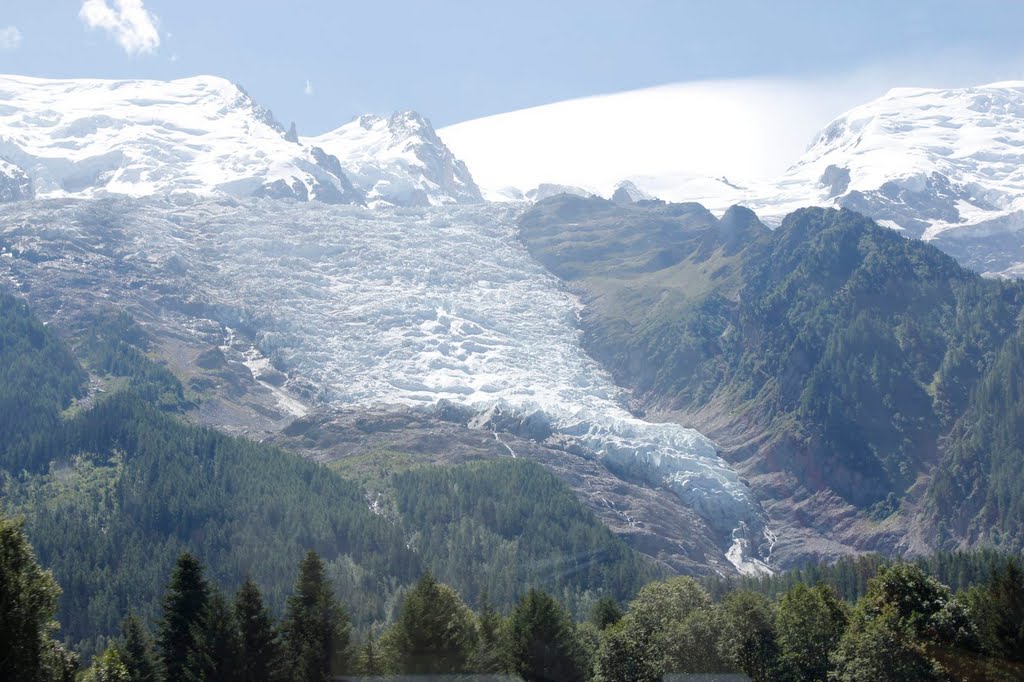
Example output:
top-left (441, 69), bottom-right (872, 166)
top-left (191, 591), bottom-right (240, 682)
top-left (505, 588), bottom-right (587, 682)
top-left (356, 633), bottom-right (382, 677)
top-left (235, 576), bottom-right (284, 682)
top-left (0, 512), bottom-right (78, 681)
top-left (965, 559), bottom-right (1024, 663)
top-left (476, 591), bottom-right (504, 673)
top-left (120, 613), bottom-right (161, 682)
top-left (589, 596), bottom-right (624, 630)
top-left (281, 550), bottom-right (350, 682)
top-left (984, 560), bottom-right (1024, 661)
top-left (156, 552), bottom-right (210, 682)
top-left (389, 571), bottom-right (478, 675)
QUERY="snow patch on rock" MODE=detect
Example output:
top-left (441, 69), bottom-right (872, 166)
top-left (305, 111), bottom-right (482, 207)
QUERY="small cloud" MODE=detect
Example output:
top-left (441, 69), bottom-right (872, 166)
top-left (169, 53), bottom-right (179, 63)
top-left (304, 79), bottom-right (314, 96)
top-left (0, 26), bottom-right (22, 51)
top-left (79, 0), bottom-right (160, 55)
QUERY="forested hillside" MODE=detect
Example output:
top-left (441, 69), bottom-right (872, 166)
top-left (0, 293), bottom-right (86, 472)
top-left (519, 198), bottom-right (1024, 557)
top-left (7, 508), bottom-right (1023, 681)
top-left (0, 291), bottom-right (658, 659)
top-left (391, 459), bottom-right (663, 610)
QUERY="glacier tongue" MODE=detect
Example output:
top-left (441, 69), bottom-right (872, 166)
top-left (0, 196), bottom-right (769, 567)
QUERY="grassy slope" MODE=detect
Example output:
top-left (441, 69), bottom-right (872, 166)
top-left (519, 197), bottom-right (1024, 553)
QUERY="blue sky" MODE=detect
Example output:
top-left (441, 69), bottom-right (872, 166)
top-left (2, 1), bottom-right (1024, 135)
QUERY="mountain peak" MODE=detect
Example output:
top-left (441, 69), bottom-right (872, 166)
top-left (306, 109), bottom-right (482, 207)
top-left (780, 81), bottom-right (1024, 242)
top-left (0, 74), bottom-right (360, 204)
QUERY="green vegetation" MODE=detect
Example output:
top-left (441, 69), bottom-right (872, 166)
top-left (0, 291), bottom-right (658, 661)
top-left (520, 199), bottom-right (1024, 547)
top-left (8, 522), bottom-right (1024, 681)
top-left (3, 391), bottom-right (418, 658)
top-left (382, 571), bottom-right (478, 675)
top-left (77, 312), bottom-right (190, 412)
top-left (701, 548), bottom-right (1022, 603)
top-left (0, 293), bottom-right (86, 473)
top-left (391, 459), bottom-right (664, 613)
top-left (0, 513), bottom-right (79, 681)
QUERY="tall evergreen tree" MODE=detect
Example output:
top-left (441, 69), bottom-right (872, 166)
top-left (190, 591), bottom-right (240, 682)
top-left (156, 553), bottom-right (210, 682)
top-left (356, 633), bottom-right (382, 677)
top-left (235, 576), bottom-right (283, 682)
top-left (0, 512), bottom-right (78, 681)
top-left (281, 551), bottom-right (350, 682)
top-left (476, 591), bottom-right (505, 674)
top-left (389, 571), bottom-right (478, 675)
top-left (962, 561), bottom-right (1024, 679)
top-left (971, 560), bottom-right (1024, 662)
top-left (589, 596), bottom-right (624, 630)
top-left (505, 588), bottom-right (587, 682)
top-left (120, 613), bottom-right (161, 682)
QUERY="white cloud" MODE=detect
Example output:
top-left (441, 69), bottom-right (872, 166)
top-left (79, 0), bottom-right (160, 55)
top-left (439, 50), bottom-right (1024, 199)
top-left (0, 26), bottom-right (22, 50)
top-left (304, 79), bottom-right (314, 96)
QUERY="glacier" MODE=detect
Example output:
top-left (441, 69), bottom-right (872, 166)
top-left (0, 73), bottom-right (774, 570)
top-left (0, 196), bottom-right (770, 570)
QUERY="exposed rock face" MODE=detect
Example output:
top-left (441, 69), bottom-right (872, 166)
top-left (518, 194), bottom-right (1024, 566)
top-left (0, 160), bottom-right (33, 202)
top-left (0, 196), bottom-right (766, 575)
top-left (276, 406), bottom-right (735, 575)
top-left (307, 147), bottom-right (365, 204)
top-left (611, 180), bottom-right (654, 204)
top-left (305, 111), bottom-right (483, 206)
top-left (526, 183), bottom-right (595, 202)
top-left (819, 164), bottom-right (850, 198)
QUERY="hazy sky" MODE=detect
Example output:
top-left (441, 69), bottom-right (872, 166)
top-left (3, 1), bottom-right (1024, 136)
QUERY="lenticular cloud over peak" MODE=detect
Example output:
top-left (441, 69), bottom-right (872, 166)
top-left (439, 78), bottom-right (854, 200)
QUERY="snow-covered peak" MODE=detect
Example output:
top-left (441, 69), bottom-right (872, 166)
top-left (0, 74), bottom-right (361, 204)
top-left (305, 110), bottom-right (482, 207)
top-left (439, 80), bottom-right (1024, 253)
top-left (525, 183), bottom-right (596, 202)
top-left (647, 81), bottom-right (1024, 242)
top-left (773, 81), bottom-right (1024, 238)
top-left (611, 179), bottom-right (655, 204)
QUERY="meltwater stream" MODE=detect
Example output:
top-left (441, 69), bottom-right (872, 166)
top-left (10, 198), bottom-right (772, 572)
